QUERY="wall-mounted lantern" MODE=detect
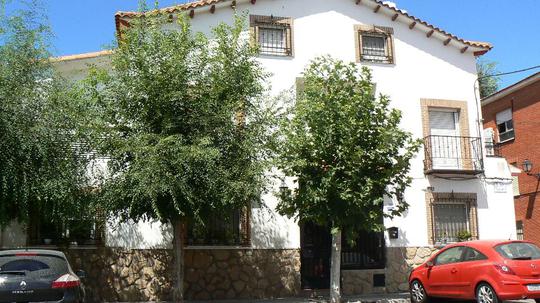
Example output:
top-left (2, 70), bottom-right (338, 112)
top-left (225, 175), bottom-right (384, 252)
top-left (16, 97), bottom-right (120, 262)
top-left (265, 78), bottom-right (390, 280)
top-left (388, 227), bottom-right (399, 239)
top-left (523, 159), bottom-right (540, 179)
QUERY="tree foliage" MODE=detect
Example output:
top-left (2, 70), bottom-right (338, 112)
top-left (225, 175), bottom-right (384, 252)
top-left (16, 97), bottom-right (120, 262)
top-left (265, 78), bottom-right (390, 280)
top-left (477, 59), bottom-right (500, 99)
top-left (81, 14), bottom-right (276, 226)
top-left (277, 56), bottom-right (421, 235)
top-left (0, 0), bottom-right (92, 227)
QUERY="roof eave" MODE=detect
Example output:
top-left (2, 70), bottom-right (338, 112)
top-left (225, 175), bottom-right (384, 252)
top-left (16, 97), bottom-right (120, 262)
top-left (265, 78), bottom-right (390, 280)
top-left (481, 71), bottom-right (540, 106)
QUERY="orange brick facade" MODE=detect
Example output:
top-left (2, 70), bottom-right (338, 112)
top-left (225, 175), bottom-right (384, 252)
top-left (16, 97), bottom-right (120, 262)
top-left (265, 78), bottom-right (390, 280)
top-left (482, 77), bottom-right (540, 245)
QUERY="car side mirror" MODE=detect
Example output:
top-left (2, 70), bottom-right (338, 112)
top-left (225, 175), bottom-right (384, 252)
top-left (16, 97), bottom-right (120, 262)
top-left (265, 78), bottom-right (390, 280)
top-left (75, 269), bottom-right (87, 279)
top-left (426, 261), bottom-right (434, 268)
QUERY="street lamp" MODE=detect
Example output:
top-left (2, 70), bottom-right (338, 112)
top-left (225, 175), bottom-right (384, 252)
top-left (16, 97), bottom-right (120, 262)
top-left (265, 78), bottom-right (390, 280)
top-left (522, 159), bottom-right (540, 178)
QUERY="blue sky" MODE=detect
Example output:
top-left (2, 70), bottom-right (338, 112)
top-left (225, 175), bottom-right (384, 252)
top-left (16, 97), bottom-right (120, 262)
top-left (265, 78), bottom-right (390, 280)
top-left (35, 1), bottom-right (540, 88)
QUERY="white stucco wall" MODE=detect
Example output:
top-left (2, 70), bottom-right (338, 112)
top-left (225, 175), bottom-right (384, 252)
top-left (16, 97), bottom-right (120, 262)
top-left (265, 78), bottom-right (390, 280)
top-left (52, 0), bottom-right (515, 250)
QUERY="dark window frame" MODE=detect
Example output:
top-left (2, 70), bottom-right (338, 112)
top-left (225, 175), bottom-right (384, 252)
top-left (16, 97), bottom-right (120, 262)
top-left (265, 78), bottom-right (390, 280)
top-left (496, 109), bottom-right (515, 142)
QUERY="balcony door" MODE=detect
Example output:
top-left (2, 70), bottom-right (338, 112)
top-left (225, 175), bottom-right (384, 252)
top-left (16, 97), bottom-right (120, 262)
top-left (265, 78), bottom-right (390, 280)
top-left (429, 110), bottom-right (461, 169)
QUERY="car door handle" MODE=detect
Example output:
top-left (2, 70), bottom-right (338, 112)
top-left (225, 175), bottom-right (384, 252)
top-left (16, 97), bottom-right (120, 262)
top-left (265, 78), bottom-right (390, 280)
top-left (451, 268), bottom-right (458, 273)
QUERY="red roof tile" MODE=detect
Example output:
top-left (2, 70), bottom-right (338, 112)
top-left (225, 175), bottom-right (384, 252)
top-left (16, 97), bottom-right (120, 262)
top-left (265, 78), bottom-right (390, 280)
top-left (114, 0), bottom-right (491, 52)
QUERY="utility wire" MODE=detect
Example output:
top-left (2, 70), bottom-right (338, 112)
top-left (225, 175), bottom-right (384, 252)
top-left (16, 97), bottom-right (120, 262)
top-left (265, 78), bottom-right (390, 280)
top-left (477, 64), bottom-right (540, 81)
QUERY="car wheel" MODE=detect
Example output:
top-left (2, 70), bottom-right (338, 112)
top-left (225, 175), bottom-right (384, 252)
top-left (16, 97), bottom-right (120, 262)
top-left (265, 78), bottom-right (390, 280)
top-left (410, 280), bottom-right (429, 303)
top-left (476, 283), bottom-right (499, 303)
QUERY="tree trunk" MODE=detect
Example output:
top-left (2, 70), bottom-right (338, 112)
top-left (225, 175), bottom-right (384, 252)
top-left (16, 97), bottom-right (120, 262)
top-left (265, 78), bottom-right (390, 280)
top-left (172, 219), bottom-right (184, 303)
top-left (330, 228), bottom-right (342, 303)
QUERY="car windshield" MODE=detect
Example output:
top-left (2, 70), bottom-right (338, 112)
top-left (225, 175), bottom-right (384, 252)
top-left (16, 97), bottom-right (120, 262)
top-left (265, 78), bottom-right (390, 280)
top-left (0, 254), bottom-right (69, 278)
top-left (495, 242), bottom-right (540, 260)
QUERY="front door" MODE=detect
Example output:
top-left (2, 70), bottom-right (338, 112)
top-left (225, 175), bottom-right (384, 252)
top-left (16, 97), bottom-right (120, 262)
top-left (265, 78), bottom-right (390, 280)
top-left (300, 221), bottom-right (331, 289)
top-left (429, 110), bottom-right (461, 169)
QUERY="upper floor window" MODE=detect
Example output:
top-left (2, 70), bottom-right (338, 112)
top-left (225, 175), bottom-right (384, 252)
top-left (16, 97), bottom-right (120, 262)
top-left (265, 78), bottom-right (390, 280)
top-left (496, 108), bottom-right (514, 142)
top-left (250, 15), bottom-right (293, 57)
top-left (355, 25), bottom-right (395, 64)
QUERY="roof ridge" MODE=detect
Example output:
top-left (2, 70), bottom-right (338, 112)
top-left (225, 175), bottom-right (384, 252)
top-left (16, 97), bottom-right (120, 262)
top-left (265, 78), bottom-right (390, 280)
top-left (114, 0), bottom-right (492, 51)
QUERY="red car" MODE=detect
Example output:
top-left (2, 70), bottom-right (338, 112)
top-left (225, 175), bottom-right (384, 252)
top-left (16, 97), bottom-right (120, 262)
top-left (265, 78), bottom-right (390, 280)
top-left (409, 240), bottom-right (540, 303)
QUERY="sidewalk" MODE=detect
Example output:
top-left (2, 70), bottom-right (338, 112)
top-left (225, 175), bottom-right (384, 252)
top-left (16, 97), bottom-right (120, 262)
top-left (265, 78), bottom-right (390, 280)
top-left (189, 293), bottom-right (411, 303)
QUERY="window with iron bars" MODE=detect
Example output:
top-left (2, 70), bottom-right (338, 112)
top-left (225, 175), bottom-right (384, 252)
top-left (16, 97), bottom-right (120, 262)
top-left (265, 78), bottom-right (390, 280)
top-left (341, 229), bottom-right (385, 270)
top-left (186, 208), bottom-right (250, 246)
top-left (356, 25), bottom-right (394, 64)
top-left (250, 15), bottom-right (293, 57)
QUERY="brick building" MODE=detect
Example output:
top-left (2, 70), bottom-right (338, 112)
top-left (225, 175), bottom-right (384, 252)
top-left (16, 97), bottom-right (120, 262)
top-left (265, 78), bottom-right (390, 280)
top-left (482, 72), bottom-right (540, 244)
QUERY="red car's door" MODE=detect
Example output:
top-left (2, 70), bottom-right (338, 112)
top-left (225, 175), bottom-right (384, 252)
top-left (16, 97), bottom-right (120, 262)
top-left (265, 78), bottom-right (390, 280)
top-left (425, 246), bottom-right (466, 298)
top-left (456, 247), bottom-right (490, 298)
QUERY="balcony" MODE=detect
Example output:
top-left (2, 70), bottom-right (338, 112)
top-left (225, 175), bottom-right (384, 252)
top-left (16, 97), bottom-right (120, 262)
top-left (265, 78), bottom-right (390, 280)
top-left (424, 135), bottom-right (484, 175)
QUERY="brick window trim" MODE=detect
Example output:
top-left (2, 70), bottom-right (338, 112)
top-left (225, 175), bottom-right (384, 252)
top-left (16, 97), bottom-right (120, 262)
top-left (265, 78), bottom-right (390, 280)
top-left (425, 192), bottom-right (479, 245)
top-left (420, 99), bottom-right (471, 138)
top-left (354, 24), bottom-right (395, 64)
top-left (249, 14), bottom-right (294, 57)
top-left (420, 99), bottom-right (476, 171)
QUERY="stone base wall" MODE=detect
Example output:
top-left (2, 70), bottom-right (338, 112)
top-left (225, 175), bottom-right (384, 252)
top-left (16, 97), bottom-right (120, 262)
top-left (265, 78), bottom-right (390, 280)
top-left (341, 247), bottom-right (439, 295)
top-left (342, 269), bottom-right (386, 295)
top-left (65, 248), bottom-right (173, 302)
top-left (385, 247), bottom-right (439, 292)
top-left (64, 248), bottom-right (300, 303)
top-left (185, 249), bottom-right (300, 300)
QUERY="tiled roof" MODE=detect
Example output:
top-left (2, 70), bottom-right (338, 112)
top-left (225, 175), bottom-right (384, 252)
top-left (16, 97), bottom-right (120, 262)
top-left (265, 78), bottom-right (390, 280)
top-left (372, 0), bottom-right (491, 50)
top-left (116, 0), bottom-right (228, 18)
top-left (115, 0), bottom-right (491, 52)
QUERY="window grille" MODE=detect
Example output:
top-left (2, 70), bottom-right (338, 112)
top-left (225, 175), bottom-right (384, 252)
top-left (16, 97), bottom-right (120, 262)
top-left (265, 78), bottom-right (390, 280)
top-left (341, 229), bottom-right (385, 270)
top-left (186, 208), bottom-right (250, 246)
top-left (356, 25), bottom-right (394, 64)
top-left (251, 15), bottom-right (293, 56)
top-left (433, 203), bottom-right (469, 244)
top-left (361, 35), bottom-right (388, 63)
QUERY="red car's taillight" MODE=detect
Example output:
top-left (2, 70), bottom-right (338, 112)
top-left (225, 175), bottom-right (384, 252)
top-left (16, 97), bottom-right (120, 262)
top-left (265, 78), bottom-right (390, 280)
top-left (51, 274), bottom-right (80, 289)
top-left (494, 263), bottom-right (516, 275)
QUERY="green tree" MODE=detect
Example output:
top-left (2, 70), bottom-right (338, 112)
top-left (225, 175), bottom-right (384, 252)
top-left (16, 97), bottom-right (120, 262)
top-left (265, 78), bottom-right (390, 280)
top-left (477, 59), bottom-right (500, 99)
top-left (277, 56), bottom-right (421, 303)
top-left (80, 14), bottom-right (276, 302)
top-left (0, 1), bottom-right (92, 235)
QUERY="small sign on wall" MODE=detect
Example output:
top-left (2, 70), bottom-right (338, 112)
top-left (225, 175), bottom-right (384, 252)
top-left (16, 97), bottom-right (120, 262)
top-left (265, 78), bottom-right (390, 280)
top-left (493, 182), bottom-right (507, 193)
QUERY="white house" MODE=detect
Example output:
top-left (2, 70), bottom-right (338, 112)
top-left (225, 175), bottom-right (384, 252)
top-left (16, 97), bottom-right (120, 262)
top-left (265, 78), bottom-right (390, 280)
top-left (1, 0), bottom-right (516, 301)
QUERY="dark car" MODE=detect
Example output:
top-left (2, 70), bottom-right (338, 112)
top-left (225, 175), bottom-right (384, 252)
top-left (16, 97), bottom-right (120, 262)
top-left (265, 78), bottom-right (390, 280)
top-left (409, 240), bottom-right (540, 303)
top-left (0, 249), bottom-right (85, 303)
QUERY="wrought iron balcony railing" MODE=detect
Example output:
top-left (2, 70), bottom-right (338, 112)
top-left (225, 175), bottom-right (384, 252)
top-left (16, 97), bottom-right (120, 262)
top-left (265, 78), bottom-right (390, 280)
top-left (424, 135), bottom-right (484, 175)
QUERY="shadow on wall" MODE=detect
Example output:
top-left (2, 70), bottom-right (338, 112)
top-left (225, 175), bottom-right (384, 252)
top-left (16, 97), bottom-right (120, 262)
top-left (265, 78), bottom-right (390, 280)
top-left (250, 201), bottom-right (292, 249)
top-left (106, 218), bottom-right (173, 249)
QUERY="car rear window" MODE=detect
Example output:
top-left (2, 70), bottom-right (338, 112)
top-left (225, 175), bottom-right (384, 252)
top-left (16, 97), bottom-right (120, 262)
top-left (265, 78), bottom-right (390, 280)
top-left (0, 254), bottom-right (69, 278)
top-left (495, 242), bottom-right (540, 260)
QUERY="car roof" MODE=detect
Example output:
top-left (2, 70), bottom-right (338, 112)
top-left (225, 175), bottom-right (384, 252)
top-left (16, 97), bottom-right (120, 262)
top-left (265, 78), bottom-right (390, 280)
top-left (443, 240), bottom-right (534, 251)
top-left (0, 249), bottom-right (67, 258)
